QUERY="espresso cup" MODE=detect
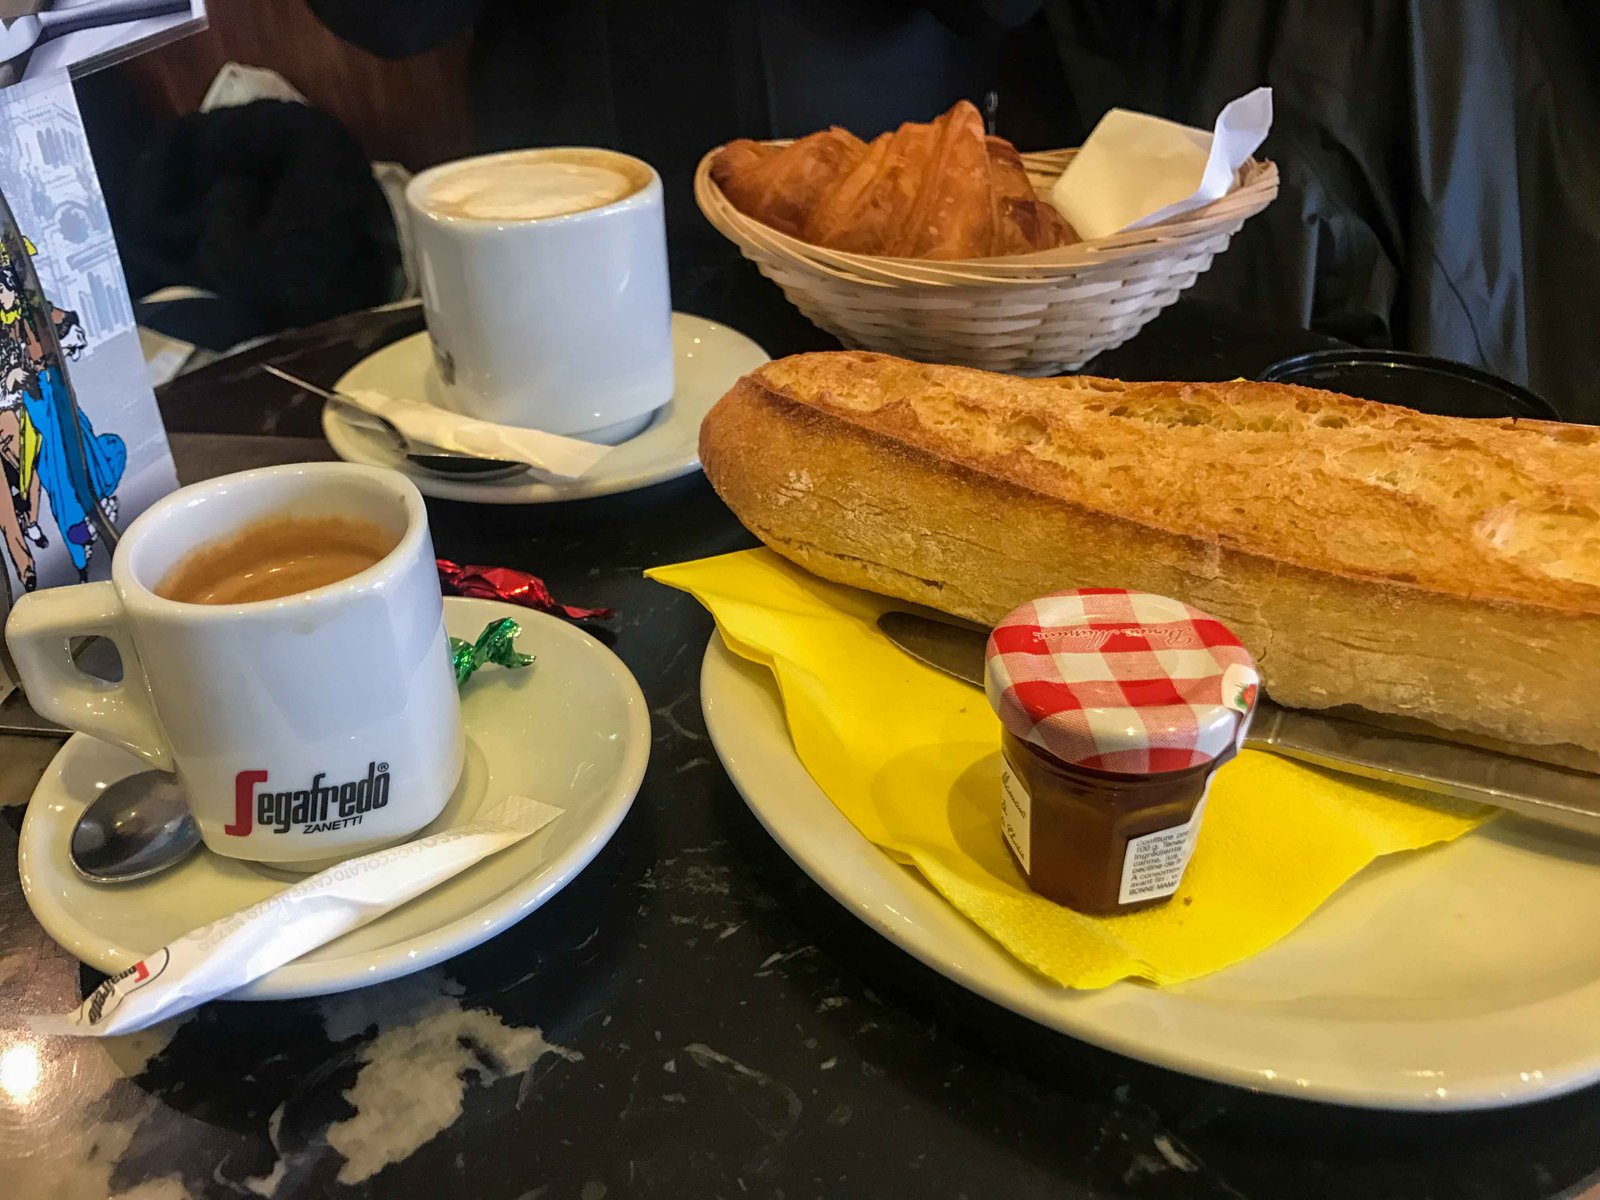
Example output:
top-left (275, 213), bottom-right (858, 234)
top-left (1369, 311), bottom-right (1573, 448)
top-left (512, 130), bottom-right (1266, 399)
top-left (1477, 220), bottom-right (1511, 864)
top-left (406, 147), bottom-right (674, 443)
top-left (5, 463), bottom-right (464, 866)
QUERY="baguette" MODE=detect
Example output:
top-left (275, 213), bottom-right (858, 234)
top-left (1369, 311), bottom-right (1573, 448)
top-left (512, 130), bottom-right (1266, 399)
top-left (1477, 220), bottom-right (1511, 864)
top-left (699, 351), bottom-right (1600, 760)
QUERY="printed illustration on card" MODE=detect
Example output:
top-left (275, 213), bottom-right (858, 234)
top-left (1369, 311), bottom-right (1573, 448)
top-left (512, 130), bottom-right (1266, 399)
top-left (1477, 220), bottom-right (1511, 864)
top-left (0, 71), bottom-right (177, 594)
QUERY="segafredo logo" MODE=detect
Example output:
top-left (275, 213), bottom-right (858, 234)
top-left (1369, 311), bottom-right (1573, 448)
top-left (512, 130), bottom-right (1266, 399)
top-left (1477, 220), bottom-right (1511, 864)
top-left (226, 762), bottom-right (391, 836)
top-left (85, 948), bottom-right (170, 1026)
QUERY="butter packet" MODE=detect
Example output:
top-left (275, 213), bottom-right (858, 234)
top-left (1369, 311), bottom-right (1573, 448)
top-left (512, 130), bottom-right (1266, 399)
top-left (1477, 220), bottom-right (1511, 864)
top-left (1050, 88), bottom-right (1272, 239)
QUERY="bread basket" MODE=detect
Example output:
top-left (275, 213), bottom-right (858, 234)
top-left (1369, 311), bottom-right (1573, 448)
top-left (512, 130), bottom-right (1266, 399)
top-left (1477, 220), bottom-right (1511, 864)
top-left (695, 145), bottom-right (1279, 375)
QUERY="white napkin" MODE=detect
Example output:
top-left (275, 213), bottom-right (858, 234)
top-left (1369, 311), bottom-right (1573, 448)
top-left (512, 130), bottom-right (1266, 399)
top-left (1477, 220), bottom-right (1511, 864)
top-left (341, 388), bottom-right (613, 480)
top-left (1049, 88), bottom-right (1273, 241)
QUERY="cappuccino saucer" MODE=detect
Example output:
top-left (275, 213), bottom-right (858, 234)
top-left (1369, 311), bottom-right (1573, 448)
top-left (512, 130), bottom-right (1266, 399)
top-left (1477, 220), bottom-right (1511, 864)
top-left (17, 597), bottom-right (649, 1001)
top-left (324, 312), bottom-right (769, 504)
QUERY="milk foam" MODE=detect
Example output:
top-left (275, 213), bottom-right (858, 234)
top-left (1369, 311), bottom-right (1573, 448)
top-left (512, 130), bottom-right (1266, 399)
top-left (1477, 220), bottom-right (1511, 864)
top-left (423, 158), bottom-right (638, 220)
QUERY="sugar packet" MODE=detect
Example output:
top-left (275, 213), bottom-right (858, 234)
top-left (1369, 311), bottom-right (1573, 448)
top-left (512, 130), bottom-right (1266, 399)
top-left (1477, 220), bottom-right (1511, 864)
top-left (340, 388), bottom-right (610, 479)
top-left (33, 794), bottom-right (563, 1036)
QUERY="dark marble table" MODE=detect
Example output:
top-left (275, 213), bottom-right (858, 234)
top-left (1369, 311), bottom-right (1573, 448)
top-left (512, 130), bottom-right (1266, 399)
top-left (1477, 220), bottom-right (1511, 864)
top-left (3, 261), bottom-right (1599, 1200)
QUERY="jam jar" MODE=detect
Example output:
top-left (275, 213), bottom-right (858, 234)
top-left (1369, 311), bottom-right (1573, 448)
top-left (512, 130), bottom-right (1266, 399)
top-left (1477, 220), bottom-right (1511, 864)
top-left (984, 589), bottom-right (1259, 915)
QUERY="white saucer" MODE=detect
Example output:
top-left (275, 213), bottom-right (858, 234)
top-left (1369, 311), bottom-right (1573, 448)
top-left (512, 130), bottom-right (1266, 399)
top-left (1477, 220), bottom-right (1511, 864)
top-left (701, 633), bottom-right (1600, 1111)
top-left (17, 598), bottom-right (649, 1001)
top-left (325, 312), bottom-right (769, 503)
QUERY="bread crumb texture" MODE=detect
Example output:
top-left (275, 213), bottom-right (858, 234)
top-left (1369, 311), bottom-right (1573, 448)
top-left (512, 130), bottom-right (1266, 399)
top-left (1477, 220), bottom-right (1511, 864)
top-left (753, 352), bottom-right (1600, 612)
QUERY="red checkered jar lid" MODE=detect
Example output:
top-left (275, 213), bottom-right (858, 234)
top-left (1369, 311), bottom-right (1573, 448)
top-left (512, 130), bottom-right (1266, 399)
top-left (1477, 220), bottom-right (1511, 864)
top-left (985, 589), bottom-right (1259, 774)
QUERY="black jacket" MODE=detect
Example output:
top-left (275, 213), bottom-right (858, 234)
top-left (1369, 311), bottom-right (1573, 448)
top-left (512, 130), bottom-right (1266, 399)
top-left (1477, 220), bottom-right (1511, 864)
top-left (308, 0), bottom-right (1600, 420)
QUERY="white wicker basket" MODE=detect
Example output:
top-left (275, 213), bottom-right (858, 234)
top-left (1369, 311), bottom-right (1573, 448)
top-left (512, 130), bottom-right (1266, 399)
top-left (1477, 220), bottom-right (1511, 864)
top-left (695, 145), bottom-right (1279, 375)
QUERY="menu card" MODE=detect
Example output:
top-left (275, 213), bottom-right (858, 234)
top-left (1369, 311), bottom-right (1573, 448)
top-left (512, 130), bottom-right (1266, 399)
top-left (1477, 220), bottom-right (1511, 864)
top-left (0, 70), bottom-right (178, 608)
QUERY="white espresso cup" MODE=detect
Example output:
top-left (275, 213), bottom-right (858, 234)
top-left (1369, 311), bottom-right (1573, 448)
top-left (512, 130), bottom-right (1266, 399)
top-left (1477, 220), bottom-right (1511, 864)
top-left (5, 463), bottom-right (464, 866)
top-left (406, 147), bottom-right (674, 443)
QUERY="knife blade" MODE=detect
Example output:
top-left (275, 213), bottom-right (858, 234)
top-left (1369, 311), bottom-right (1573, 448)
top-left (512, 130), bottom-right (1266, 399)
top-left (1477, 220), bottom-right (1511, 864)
top-left (876, 609), bottom-right (1600, 836)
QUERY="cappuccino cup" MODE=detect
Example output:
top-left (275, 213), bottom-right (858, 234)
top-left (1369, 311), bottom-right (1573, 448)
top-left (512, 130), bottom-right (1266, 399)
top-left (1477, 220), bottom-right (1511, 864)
top-left (5, 463), bottom-right (465, 867)
top-left (407, 147), bottom-right (674, 443)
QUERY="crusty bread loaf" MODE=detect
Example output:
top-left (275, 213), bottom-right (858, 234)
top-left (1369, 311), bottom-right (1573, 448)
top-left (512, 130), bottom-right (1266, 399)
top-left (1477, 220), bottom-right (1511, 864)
top-left (700, 351), bottom-right (1600, 760)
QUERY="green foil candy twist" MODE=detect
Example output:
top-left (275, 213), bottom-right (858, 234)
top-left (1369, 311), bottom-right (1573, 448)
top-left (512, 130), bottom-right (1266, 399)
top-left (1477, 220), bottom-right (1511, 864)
top-left (450, 617), bottom-right (536, 687)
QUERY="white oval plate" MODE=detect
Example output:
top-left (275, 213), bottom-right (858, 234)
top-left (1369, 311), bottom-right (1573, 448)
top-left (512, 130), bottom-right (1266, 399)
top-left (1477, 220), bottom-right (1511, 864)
top-left (18, 598), bottom-right (649, 1000)
top-left (325, 312), bottom-right (769, 504)
top-left (700, 633), bottom-right (1600, 1110)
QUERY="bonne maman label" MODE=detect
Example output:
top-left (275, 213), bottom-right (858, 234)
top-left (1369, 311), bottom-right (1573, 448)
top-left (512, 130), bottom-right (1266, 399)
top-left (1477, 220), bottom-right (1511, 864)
top-left (225, 762), bottom-right (392, 837)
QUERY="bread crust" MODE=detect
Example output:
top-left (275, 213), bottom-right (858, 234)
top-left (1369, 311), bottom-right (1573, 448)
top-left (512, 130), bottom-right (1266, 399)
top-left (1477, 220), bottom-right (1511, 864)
top-left (700, 352), bottom-right (1600, 756)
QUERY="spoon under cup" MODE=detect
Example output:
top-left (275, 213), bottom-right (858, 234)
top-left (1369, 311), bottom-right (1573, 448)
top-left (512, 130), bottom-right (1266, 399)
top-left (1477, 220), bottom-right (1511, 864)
top-left (70, 771), bottom-right (200, 884)
top-left (260, 364), bottom-right (528, 480)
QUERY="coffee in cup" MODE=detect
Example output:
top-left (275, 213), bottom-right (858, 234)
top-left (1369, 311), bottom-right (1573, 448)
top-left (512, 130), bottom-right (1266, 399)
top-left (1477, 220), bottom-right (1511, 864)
top-left (418, 150), bottom-right (645, 221)
top-left (156, 516), bottom-right (398, 605)
top-left (406, 147), bottom-right (674, 444)
top-left (5, 463), bottom-right (464, 867)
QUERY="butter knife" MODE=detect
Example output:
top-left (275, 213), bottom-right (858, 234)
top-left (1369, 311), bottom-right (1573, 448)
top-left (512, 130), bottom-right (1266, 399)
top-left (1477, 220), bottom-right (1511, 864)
top-left (877, 610), bottom-right (1600, 836)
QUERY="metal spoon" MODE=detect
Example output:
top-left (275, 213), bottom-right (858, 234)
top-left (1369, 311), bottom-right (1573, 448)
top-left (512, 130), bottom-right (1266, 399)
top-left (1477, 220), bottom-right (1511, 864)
top-left (70, 771), bottom-right (200, 883)
top-left (260, 365), bottom-right (528, 481)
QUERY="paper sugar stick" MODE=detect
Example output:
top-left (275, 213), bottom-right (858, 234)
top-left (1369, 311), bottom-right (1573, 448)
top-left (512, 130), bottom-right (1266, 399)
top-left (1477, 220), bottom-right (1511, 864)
top-left (33, 795), bottom-right (563, 1036)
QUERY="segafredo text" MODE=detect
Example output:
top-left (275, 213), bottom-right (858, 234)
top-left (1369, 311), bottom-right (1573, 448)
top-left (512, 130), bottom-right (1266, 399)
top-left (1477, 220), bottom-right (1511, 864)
top-left (226, 762), bottom-right (391, 836)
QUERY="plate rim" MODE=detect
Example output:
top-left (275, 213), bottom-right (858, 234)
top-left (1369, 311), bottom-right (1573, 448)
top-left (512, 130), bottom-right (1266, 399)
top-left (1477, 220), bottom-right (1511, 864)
top-left (17, 597), bottom-right (650, 1000)
top-left (698, 632), bottom-right (1600, 1111)
top-left (324, 311), bottom-right (769, 504)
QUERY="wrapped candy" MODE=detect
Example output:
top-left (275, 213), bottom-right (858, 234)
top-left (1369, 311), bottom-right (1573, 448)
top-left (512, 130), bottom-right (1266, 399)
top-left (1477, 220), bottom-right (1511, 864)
top-left (450, 617), bottom-right (536, 687)
top-left (438, 559), bottom-right (612, 621)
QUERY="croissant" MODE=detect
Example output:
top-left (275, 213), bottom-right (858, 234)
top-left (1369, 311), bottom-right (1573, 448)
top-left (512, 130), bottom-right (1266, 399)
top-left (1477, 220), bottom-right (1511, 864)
top-left (712, 128), bottom-right (864, 239)
top-left (986, 137), bottom-right (1076, 257)
top-left (710, 101), bottom-right (1077, 260)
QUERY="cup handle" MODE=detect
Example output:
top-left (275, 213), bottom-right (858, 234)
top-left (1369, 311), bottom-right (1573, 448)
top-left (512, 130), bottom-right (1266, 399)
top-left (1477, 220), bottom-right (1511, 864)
top-left (5, 582), bottom-right (174, 771)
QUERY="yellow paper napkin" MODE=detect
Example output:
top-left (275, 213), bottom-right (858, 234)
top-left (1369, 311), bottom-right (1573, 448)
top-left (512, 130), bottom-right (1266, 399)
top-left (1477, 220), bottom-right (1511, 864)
top-left (649, 549), bottom-right (1494, 990)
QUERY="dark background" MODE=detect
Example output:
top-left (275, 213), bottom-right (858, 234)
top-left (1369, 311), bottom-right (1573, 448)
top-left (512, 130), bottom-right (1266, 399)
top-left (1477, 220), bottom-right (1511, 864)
top-left (72, 0), bottom-right (1600, 421)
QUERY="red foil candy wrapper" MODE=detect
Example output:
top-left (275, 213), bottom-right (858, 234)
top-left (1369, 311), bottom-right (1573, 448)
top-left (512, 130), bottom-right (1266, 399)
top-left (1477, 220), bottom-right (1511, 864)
top-left (437, 559), bottom-right (613, 621)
